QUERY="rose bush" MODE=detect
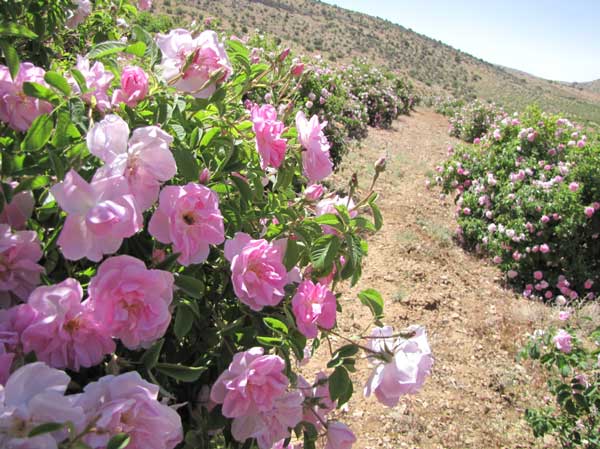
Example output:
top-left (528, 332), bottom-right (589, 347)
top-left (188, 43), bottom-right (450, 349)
top-left (0, 1), bottom-right (432, 448)
top-left (436, 106), bottom-right (600, 303)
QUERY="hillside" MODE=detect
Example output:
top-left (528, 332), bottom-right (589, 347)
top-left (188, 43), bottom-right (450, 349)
top-left (156, 0), bottom-right (600, 123)
top-left (570, 79), bottom-right (600, 94)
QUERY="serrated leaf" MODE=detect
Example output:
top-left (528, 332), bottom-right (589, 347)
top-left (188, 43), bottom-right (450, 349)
top-left (106, 433), bottom-right (130, 449)
top-left (44, 71), bottom-right (71, 95)
top-left (21, 114), bottom-right (53, 151)
top-left (87, 41), bottom-right (127, 59)
top-left (175, 274), bottom-right (204, 299)
top-left (174, 304), bottom-right (194, 339)
top-left (156, 363), bottom-right (207, 382)
top-left (0, 40), bottom-right (19, 80)
top-left (263, 317), bottom-right (288, 335)
top-left (140, 338), bottom-right (164, 370)
top-left (358, 288), bottom-right (384, 320)
top-left (28, 422), bottom-right (64, 437)
top-left (310, 234), bottom-right (340, 274)
top-left (328, 366), bottom-right (353, 406)
top-left (125, 41), bottom-right (146, 57)
top-left (173, 148), bottom-right (199, 182)
top-left (283, 237), bottom-right (301, 271)
top-left (314, 213), bottom-right (342, 226)
top-left (370, 202), bottom-right (383, 230)
top-left (22, 82), bottom-right (58, 102)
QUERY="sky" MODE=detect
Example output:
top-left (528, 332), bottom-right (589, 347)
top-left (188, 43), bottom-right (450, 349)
top-left (321, 0), bottom-right (600, 82)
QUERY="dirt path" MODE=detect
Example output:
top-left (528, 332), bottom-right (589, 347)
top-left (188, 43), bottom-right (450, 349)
top-left (320, 108), bottom-right (552, 449)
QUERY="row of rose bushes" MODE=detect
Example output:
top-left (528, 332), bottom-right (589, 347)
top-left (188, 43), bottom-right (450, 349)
top-left (432, 96), bottom-right (506, 143)
top-left (435, 106), bottom-right (599, 304)
top-left (243, 37), bottom-right (418, 167)
top-left (520, 309), bottom-right (599, 447)
top-left (0, 0), bottom-right (432, 448)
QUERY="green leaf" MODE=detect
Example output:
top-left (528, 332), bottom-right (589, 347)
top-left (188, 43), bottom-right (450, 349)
top-left (44, 71), bottom-right (71, 95)
top-left (154, 251), bottom-right (181, 270)
top-left (28, 422), bottom-right (64, 437)
top-left (358, 288), bottom-right (384, 320)
top-left (310, 234), bottom-right (340, 273)
top-left (231, 176), bottom-right (252, 206)
top-left (22, 82), bottom-right (58, 102)
top-left (0, 23), bottom-right (37, 39)
top-left (156, 363), bottom-right (207, 382)
top-left (106, 433), bottom-right (130, 449)
top-left (70, 69), bottom-right (88, 93)
top-left (327, 344), bottom-right (359, 368)
top-left (175, 274), bottom-right (204, 299)
top-left (173, 148), bottom-right (199, 182)
top-left (87, 41), bottom-right (127, 59)
top-left (53, 110), bottom-right (80, 148)
top-left (263, 317), bottom-right (288, 335)
top-left (125, 41), bottom-right (146, 57)
top-left (174, 303), bottom-right (194, 339)
top-left (328, 366), bottom-right (353, 406)
top-left (283, 237), bottom-right (301, 271)
top-left (140, 338), bottom-right (164, 370)
top-left (0, 40), bottom-right (19, 80)
top-left (370, 202), bottom-right (383, 230)
top-left (256, 336), bottom-right (283, 346)
top-left (12, 175), bottom-right (49, 193)
top-left (21, 114), bottom-right (53, 151)
top-left (314, 213), bottom-right (342, 227)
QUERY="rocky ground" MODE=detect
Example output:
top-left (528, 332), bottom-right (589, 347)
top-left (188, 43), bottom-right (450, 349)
top-left (310, 108), bottom-right (562, 449)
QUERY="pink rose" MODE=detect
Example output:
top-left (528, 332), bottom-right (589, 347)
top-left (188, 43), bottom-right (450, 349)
top-left (138, 0), bottom-right (152, 10)
top-left (156, 29), bottom-right (232, 98)
top-left (0, 362), bottom-right (85, 448)
top-left (112, 66), bottom-right (149, 108)
top-left (224, 232), bottom-right (290, 311)
top-left (534, 271), bottom-right (543, 281)
top-left (149, 183), bottom-right (225, 266)
top-left (76, 371), bottom-right (183, 449)
top-left (51, 170), bottom-right (142, 261)
top-left (304, 184), bottom-right (324, 201)
top-left (0, 345), bottom-right (13, 385)
top-left (540, 244), bottom-right (550, 254)
top-left (251, 104), bottom-right (287, 169)
top-left (87, 114), bottom-right (176, 210)
top-left (558, 311), bottom-right (571, 321)
top-left (211, 347), bottom-right (289, 417)
top-left (87, 255), bottom-right (174, 349)
top-left (0, 63), bottom-right (53, 132)
top-left (231, 390), bottom-right (303, 449)
top-left (0, 224), bottom-right (43, 305)
top-left (66, 0), bottom-right (92, 28)
top-left (364, 325), bottom-right (433, 407)
top-left (291, 62), bottom-right (304, 77)
top-left (292, 280), bottom-right (336, 338)
top-left (585, 206), bottom-right (595, 218)
top-left (296, 111), bottom-right (333, 182)
top-left (0, 189), bottom-right (34, 230)
top-left (325, 422), bottom-right (356, 449)
top-left (20, 279), bottom-right (115, 371)
top-left (553, 329), bottom-right (572, 353)
top-left (584, 279), bottom-right (594, 289)
top-left (569, 182), bottom-right (579, 192)
top-left (70, 57), bottom-right (114, 112)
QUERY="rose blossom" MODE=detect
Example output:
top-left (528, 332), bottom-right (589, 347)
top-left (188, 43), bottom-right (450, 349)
top-left (87, 255), bottom-right (174, 349)
top-left (0, 63), bottom-right (53, 132)
top-left (51, 170), bottom-right (142, 262)
top-left (315, 194), bottom-right (357, 235)
top-left (156, 29), bottom-right (232, 98)
top-left (0, 362), bottom-right (85, 448)
top-left (70, 57), bottom-right (114, 112)
top-left (304, 184), bottom-right (324, 201)
top-left (210, 347), bottom-right (289, 417)
top-left (295, 111), bottom-right (333, 182)
top-left (138, 0), bottom-right (152, 10)
top-left (292, 280), bottom-right (336, 338)
top-left (20, 279), bottom-right (115, 371)
top-left (112, 66), bottom-right (149, 108)
top-left (325, 421), bottom-right (356, 449)
top-left (0, 189), bottom-right (34, 230)
top-left (558, 310), bottom-right (571, 321)
top-left (585, 206), bottom-right (595, 218)
top-left (149, 183), bottom-right (225, 266)
top-left (250, 104), bottom-right (287, 169)
top-left (224, 232), bottom-right (291, 311)
top-left (66, 0), bottom-right (91, 28)
top-left (87, 114), bottom-right (177, 211)
top-left (76, 371), bottom-right (183, 449)
top-left (364, 325), bottom-right (433, 407)
top-left (0, 224), bottom-right (44, 305)
top-left (553, 329), bottom-right (572, 353)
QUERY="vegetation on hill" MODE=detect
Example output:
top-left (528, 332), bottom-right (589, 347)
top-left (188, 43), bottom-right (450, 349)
top-left (154, 0), bottom-right (600, 124)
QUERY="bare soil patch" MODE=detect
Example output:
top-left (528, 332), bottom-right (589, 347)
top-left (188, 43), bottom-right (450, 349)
top-left (313, 108), bottom-right (558, 449)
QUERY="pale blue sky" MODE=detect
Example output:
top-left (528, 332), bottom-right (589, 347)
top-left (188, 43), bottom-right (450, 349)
top-left (321, 0), bottom-right (600, 82)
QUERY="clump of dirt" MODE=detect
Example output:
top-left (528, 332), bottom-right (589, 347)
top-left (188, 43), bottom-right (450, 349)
top-left (309, 109), bottom-right (559, 448)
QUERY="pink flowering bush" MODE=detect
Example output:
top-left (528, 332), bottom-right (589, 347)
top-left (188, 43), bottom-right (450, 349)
top-left (438, 107), bottom-right (600, 302)
top-left (0, 3), bottom-right (430, 448)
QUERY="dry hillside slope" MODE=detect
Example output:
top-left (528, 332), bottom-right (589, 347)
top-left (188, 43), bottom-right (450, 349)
top-left (156, 0), bottom-right (600, 122)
